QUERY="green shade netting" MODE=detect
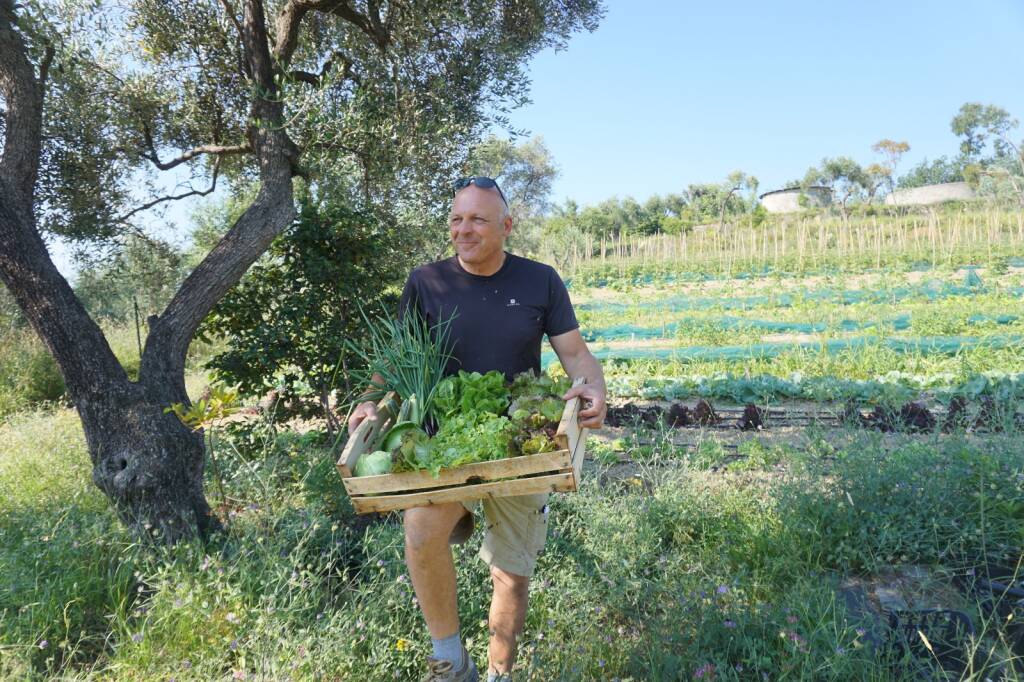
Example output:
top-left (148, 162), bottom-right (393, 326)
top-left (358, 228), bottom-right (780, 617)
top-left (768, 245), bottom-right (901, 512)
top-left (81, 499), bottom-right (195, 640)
top-left (542, 334), bottom-right (1023, 367)
top-left (580, 314), bottom-right (1019, 342)
top-left (576, 281), bottom-right (1024, 314)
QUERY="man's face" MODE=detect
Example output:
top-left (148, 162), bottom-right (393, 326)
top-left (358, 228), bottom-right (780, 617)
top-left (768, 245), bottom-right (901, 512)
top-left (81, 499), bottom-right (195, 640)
top-left (449, 185), bottom-right (512, 265)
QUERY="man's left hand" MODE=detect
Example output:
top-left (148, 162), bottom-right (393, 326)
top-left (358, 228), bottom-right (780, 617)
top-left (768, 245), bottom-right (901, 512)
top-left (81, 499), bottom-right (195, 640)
top-left (563, 382), bottom-right (607, 430)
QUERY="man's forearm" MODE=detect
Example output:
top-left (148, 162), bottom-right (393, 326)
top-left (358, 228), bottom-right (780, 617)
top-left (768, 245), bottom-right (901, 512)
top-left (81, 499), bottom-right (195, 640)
top-left (561, 351), bottom-right (605, 390)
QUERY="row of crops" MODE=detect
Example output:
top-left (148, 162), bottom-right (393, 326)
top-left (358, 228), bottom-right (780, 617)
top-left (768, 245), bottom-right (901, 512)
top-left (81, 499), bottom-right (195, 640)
top-left (554, 261), bottom-right (1024, 408)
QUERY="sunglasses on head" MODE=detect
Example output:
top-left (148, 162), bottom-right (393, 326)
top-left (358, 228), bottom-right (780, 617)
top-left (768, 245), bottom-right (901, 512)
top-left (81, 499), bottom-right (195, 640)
top-left (454, 176), bottom-right (508, 207)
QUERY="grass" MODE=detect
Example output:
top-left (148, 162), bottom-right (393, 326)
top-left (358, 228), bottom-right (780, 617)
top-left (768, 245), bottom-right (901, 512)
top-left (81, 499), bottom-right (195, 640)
top-left (2, 404), bottom-right (1023, 680)
top-left (0, 321), bottom-right (222, 422)
top-left (1, 226), bottom-right (1023, 679)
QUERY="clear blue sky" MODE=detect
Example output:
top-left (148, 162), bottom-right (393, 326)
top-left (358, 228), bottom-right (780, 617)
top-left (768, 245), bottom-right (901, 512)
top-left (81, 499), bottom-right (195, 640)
top-left (503, 0), bottom-right (1024, 206)
top-left (48, 0), bottom-right (1024, 278)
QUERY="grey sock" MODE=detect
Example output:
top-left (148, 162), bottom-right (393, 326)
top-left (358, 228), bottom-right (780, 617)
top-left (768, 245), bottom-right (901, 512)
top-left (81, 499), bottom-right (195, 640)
top-left (487, 672), bottom-right (511, 682)
top-left (431, 631), bottom-right (465, 669)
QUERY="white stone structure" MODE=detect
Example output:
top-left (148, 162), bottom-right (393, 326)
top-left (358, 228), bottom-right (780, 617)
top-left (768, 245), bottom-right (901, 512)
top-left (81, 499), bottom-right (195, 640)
top-left (884, 181), bottom-right (976, 206)
top-left (759, 186), bottom-right (832, 213)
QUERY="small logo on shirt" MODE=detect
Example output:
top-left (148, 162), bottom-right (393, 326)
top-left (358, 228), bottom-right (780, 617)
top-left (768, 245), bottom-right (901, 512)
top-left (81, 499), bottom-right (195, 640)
top-left (507, 298), bottom-right (520, 307)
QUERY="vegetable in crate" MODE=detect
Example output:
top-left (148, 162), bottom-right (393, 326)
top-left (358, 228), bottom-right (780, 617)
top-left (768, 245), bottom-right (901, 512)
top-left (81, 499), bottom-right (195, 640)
top-left (425, 412), bottom-right (517, 476)
top-left (434, 370), bottom-right (510, 421)
top-left (354, 450), bottom-right (393, 477)
top-left (509, 370), bottom-right (571, 401)
top-left (344, 307), bottom-right (454, 476)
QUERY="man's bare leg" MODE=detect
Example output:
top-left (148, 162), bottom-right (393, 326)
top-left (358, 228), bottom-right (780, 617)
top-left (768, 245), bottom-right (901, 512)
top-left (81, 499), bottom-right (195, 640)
top-left (404, 503), bottom-right (472, 638)
top-left (487, 565), bottom-right (530, 675)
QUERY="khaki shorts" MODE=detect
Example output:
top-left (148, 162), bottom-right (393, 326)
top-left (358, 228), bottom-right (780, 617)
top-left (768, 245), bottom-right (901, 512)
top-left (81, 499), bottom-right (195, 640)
top-left (460, 493), bottom-right (550, 577)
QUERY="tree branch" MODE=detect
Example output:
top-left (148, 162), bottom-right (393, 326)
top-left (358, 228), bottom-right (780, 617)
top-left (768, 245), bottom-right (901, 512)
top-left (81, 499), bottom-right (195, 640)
top-left (288, 49), bottom-right (360, 86)
top-left (141, 124), bottom-right (251, 171)
top-left (0, 0), bottom-right (46, 219)
top-left (115, 165), bottom-right (220, 224)
top-left (274, 0), bottom-right (388, 67)
top-left (141, 0), bottom-right (298, 384)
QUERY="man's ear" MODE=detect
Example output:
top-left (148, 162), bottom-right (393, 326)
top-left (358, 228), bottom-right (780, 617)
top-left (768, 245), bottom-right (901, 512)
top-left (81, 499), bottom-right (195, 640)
top-left (503, 214), bottom-right (513, 237)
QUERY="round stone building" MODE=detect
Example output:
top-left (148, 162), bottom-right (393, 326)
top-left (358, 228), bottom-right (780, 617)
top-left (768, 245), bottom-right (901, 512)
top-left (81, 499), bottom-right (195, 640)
top-left (759, 186), bottom-right (832, 213)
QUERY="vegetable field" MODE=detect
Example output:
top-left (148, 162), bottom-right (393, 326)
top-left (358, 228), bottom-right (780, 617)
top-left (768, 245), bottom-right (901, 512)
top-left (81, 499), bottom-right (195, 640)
top-left (3, 239), bottom-right (1024, 680)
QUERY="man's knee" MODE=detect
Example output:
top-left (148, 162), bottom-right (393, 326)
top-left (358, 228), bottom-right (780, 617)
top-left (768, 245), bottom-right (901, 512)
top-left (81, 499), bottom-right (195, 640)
top-left (404, 504), bottom-right (465, 553)
top-left (490, 565), bottom-right (530, 600)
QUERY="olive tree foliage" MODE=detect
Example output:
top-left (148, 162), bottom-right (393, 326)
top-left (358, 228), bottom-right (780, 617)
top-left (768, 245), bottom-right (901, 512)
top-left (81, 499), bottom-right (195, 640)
top-left (951, 102), bottom-right (1023, 202)
top-left (804, 156), bottom-right (870, 223)
top-left (463, 134), bottom-right (557, 256)
top-left (0, 0), bottom-right (603, 541)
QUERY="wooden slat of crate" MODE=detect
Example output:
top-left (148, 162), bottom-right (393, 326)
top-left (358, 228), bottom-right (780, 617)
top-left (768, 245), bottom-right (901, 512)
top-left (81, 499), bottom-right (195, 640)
top-left (350, 472), bottom-right (576, 514)
top-left (343, 448), bottom-right (572, 496)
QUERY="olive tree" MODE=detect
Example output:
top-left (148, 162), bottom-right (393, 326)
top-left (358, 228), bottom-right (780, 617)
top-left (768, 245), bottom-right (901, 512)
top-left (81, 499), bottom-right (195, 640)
top-left (0, 0), bottom-right (602, 541)
top-left (804, 157), bottom-right (870, 223)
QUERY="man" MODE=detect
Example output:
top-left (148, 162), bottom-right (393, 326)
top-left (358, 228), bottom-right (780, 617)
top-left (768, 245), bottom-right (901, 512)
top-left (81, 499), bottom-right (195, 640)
top-left (349, 176), bottom-right (606, 682)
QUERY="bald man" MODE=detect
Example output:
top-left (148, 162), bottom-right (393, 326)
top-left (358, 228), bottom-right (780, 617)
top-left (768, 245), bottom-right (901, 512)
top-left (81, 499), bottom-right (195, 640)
top-left (349, 176), bottom-right (606, 682)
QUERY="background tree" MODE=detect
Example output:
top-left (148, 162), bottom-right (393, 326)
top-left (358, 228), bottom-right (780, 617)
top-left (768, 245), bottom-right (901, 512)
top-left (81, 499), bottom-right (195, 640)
top-left (804, 157), bottom-right (870, 223)
top-left (463, 135), bottom-right (558, 255)
top-left (951, 103), bottom-right (1024, 202)
top-left (871, 139), bottom-right (909, 196)
top-left (200, 182), bottom-right (403, 434)
top-left (0, 0), bottom-right (603, 541)
top-left (717, 170), bottom-right (758, 228)
top-left (897, 156), bottom-right (966, 189)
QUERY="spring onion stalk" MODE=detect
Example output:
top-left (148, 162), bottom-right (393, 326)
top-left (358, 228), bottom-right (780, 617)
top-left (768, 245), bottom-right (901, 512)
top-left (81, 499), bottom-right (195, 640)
top-left (346, 304), bottom-right (456, 429)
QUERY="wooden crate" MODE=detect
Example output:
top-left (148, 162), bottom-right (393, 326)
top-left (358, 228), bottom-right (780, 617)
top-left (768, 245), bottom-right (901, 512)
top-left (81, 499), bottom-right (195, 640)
top-left (336, 379), bottom-right (587, 514)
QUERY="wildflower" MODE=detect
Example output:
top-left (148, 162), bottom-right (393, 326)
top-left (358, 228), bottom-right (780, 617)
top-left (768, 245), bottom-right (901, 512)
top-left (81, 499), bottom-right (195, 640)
top-left (232, 671), bottom-right (246, 680)
top-left (377, 559), bottom-right (385, 568)
top-left (183, 660), bottom-right (192, 670)
top-left (38, 640), bottom-right (48, 650)
top-left (396, 638), bottom-right (410, 652)
top-left (723, 620), bottom-right (737, 629)
top-left (855, 627), bottom-right (866, 637)
top-left (694, 663), bottom-right (715, 678)
top-left (716, 585), bottom-right (728, 594)
top-left (786, 615), bottom-right (798, 624)
top-left (226, 612), bottom-right (239, 624)
top-left (598, 660), bottom-right (605, 668)
top-left (734, 664), bottom-right (744, 672)
top-left (131, 633), bottom-right (143, 644)
top-left (836, 646), bottom-right (847, 655)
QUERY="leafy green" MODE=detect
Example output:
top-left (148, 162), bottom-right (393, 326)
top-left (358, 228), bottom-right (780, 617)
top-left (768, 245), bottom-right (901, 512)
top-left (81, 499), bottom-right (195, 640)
top-left (354, 451), bottom-right (393, 477)
top-left (434, 370), bottom-right (510, 422)
top-left (509, 370), bottom-right (571, 401)
top-left (422, 413), bottom-right (516, 476)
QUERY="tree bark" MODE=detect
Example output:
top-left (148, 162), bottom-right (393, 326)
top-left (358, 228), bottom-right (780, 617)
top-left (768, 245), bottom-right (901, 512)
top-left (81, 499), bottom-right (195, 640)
top-left (0, 0), bottom-right (298, 542)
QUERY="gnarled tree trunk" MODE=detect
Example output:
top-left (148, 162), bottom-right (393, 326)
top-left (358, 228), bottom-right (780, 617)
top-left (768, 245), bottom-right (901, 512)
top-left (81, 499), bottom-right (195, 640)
top-left (0, 0), bottom-right (297, 541)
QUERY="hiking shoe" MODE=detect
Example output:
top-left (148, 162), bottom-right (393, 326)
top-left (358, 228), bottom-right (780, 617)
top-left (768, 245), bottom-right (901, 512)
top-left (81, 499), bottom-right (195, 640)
top-left (421, 652), bottom-right (479, 682)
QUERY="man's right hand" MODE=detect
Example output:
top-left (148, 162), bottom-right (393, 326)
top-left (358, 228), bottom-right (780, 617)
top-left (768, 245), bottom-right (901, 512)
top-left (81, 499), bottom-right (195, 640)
top-left (348, 400), bottom-right (379, 433)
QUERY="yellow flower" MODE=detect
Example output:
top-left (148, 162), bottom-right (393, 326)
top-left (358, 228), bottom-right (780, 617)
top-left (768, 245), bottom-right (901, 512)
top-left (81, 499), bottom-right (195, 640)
top-left (395, 638), bottom-right (410, 652)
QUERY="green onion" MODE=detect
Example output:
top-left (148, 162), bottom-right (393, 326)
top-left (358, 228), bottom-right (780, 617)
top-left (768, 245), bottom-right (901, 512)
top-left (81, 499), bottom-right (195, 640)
top-left (346, 304), bottom-right (456, 428)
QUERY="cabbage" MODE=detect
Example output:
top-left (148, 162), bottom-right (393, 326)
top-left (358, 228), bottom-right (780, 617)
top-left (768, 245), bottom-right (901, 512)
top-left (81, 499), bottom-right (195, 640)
top-left (354, 450), bottom-right (393, 477)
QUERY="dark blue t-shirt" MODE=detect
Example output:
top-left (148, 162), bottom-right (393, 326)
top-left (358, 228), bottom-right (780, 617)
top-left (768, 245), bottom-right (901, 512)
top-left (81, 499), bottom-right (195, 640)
top-left (398, 253), bottom-right (578, 379)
